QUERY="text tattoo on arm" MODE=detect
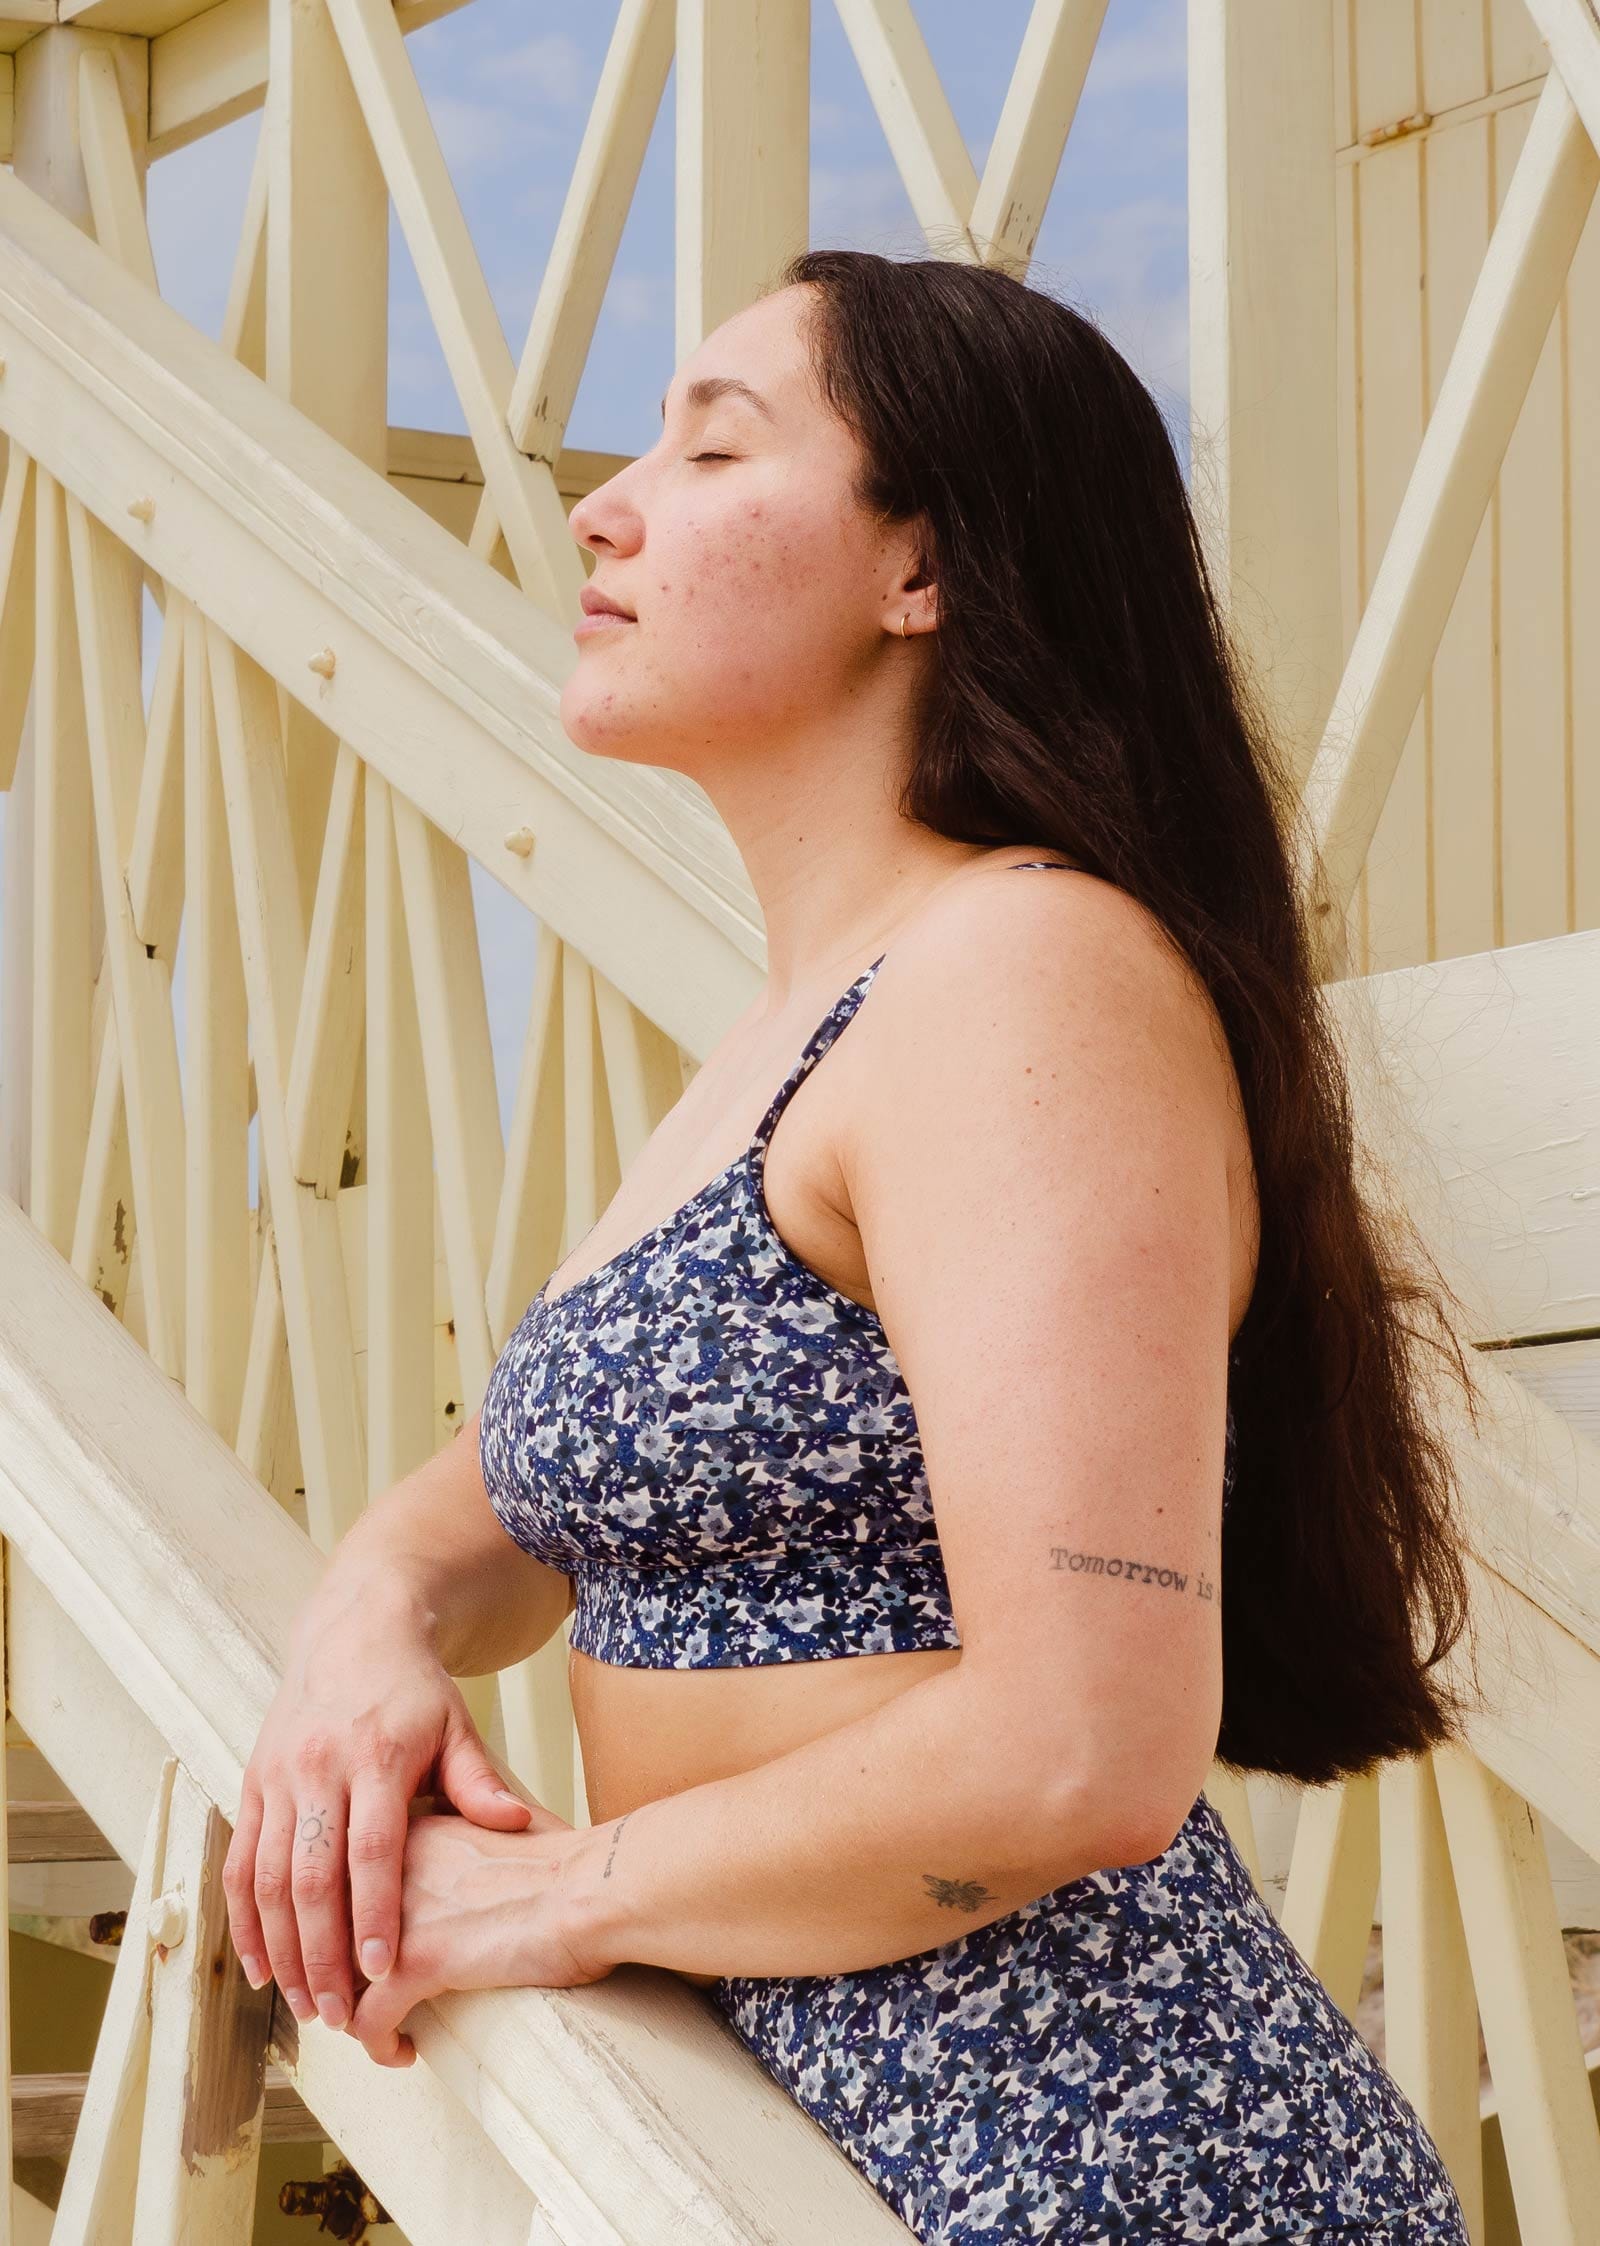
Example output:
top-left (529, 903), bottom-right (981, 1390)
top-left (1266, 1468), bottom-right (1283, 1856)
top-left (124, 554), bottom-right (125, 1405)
top-left (601, 1812), bottom-right (633, 1880)
top-left (1050, 1549), bottom-right (1216, 1601)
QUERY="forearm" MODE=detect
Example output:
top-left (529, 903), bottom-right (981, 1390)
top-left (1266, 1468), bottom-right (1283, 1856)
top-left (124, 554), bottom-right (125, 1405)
top-left (564, 1665), bottom-right (1128, 1980)
top-left (295, 1421), bottom-right (572, 1677)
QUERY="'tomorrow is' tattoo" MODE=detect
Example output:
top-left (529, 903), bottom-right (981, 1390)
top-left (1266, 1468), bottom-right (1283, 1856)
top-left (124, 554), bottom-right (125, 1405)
top-left (1050, 1547), bottom-right (1216, 1601)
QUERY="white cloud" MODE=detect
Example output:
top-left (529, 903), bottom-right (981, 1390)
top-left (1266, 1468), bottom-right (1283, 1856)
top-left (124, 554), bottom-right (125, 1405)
top-left (810, 160), bottom-right (918, 249)
top-left (1052, 192), bottom-right (1187, 298)
top-left (1085, 0), bottom-right (1186, 95)
top-left (426, 91), bottom-right (518, 171)
top-left (1054, 191), bottom-right (1188, 364)
top-left (144, 109), bottom-right (262, 341)
top-left (811, 97), bottom-right (858, 140)
top-left (605, 272), bottom-right (670, 330)
top-left (486, 32), bottom-right (590, 105)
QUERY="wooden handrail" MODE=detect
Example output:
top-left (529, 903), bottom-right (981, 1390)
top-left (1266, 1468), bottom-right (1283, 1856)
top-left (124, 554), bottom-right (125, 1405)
top-left (0, 1191), bottom-right (911, 2240)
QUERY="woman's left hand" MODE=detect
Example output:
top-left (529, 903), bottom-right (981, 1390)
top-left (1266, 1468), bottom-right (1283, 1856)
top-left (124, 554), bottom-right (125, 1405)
top-left (344, 1806), bottom-right (612, 2067)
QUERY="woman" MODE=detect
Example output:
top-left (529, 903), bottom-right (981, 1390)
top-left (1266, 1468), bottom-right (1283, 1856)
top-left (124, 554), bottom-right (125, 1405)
top-left (226, 250), bottom-right (1483, 2242)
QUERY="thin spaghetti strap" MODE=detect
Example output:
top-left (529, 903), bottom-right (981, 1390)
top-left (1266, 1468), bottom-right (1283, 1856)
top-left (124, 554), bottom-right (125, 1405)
top-left (748, 858), bottom-right (1077, 1167)
top-left (748, 954), bottom-right (888, 1167)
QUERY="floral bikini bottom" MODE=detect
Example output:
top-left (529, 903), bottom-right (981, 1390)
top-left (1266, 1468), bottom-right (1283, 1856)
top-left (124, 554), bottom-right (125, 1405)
top-left (709, 1791), bottom-right (1469, 2244)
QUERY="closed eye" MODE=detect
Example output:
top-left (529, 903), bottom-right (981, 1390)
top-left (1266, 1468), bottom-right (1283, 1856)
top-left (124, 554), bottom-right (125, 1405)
top-left (688, 451), bottom-right (734, 463)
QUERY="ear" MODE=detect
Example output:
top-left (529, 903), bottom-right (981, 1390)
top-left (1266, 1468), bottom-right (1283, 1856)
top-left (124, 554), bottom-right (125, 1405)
top-left (886, 533), bottom-right (939, 638)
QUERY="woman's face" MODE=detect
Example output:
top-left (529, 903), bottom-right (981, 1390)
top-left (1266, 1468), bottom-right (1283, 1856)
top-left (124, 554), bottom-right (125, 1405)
top-left (562, 284), bottom-right (917, 775)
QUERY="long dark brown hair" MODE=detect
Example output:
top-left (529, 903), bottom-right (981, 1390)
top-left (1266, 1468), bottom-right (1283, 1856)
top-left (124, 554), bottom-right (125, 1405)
top-left (780, 245), bottom-right (1484, 1786)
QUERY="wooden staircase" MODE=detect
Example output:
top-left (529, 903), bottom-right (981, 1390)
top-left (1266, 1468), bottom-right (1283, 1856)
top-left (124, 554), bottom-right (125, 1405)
top-left (1, 0), bottom-right (1600, 2238)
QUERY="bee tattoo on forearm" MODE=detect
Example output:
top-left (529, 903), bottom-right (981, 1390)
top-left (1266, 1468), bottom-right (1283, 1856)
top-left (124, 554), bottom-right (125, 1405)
top-left (923, 1873), bottom-right (996, 1913)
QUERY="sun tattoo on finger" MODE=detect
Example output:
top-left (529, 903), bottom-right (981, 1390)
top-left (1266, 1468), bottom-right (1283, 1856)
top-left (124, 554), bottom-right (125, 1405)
top-left (299, 1807), bottom-right (333, 1856)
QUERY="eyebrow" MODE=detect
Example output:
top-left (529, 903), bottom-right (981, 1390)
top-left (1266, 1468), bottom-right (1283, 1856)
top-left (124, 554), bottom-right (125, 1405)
top-left (659, 374), bottom-right (776, 424)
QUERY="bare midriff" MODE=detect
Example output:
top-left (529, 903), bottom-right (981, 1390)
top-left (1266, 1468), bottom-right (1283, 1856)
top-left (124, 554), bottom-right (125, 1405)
top-left (568, 1638), bottom-right (964, 1988)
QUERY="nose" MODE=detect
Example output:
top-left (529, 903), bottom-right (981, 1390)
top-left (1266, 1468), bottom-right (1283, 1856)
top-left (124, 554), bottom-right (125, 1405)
top-left (568, 461), bottom-right (643, 561)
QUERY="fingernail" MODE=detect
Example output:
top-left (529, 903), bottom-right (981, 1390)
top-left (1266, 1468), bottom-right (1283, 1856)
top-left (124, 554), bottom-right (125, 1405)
top-left (493, 1788), bottom-right (523, 1806)
top-left (285, 1987), bottom-right (314, 2023)
top-left (240, 1955), bottom-right (265, 1989)
top-left (360, 1937), bottom-right (392, 1978)
top-left (316, 1990), bottom-right (349, 2030)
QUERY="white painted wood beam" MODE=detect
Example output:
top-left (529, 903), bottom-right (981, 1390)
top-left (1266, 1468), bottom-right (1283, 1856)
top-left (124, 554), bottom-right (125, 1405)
top-left (0, 166), bottom-right (761, 1059)
top-left (0, 1195), bottom-right (925, 2241)
top-left (1297, 67), bottom-right (1598, 929)
top-left (147, 0), bottom-right (474, 161)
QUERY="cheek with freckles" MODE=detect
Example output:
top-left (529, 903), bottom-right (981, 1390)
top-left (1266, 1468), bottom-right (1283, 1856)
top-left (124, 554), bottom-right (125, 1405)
top-left (561, 496), bottom-right (864, 758)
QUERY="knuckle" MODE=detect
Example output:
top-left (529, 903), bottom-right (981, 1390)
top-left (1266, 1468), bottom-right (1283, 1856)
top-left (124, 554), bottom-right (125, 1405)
top-left (290, 1865), bottom-right (335, 1907)
top-left (347, 1825), bottom-right (395, 1869)
top-left (254, 1865), bottom-right (290, 1909)
top-left (293, 1730), bottom-right (337, 1778)
top-left (348, 1728), bottom-right (405, 1778)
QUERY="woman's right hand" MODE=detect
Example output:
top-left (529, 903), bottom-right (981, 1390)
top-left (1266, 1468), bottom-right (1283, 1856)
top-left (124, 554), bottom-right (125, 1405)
top-left (223, 1576), bottom-right (562, 2034)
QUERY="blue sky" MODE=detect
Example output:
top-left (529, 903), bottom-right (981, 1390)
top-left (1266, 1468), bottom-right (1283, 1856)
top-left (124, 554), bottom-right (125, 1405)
top-left (2, 0), bottom-right (1190, 1151)
top-left (144, 0), bottom-right (1191, 453)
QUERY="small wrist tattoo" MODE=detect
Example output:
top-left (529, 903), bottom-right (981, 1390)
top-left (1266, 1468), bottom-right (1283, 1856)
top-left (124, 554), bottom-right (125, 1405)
top-left (601, 1811), bottom-right (633, 1880)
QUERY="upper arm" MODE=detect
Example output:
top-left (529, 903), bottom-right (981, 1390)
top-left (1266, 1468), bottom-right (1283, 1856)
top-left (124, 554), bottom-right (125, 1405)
top-left (849, 873), bottom-right (1239, 1857)
top-left (430, 1404), bottom-right (577, 1662)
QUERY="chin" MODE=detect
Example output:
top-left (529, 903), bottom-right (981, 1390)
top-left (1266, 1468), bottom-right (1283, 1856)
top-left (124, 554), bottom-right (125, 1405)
top-left (560, 688), bottom-right (667, 768)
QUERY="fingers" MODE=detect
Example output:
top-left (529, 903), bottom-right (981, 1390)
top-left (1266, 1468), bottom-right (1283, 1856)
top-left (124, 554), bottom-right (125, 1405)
top-left (253, 1787), bottom-right (313, 2022)
top-left (345, 1767), bottom-right (409, 1984)
top-left (222, 1782), bottom-right (270, 1989)
top-left (290, 1790), bottom-right (356, 2031)
top-left (435, 1711), bottom-right (537, 1831)
top-left (347, 1973), bottom-right (420, 2068)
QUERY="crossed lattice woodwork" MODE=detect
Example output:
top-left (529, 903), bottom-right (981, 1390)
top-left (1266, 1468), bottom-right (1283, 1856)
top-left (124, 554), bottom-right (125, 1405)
top-left (0, 0), bottom-right (1597, 2238)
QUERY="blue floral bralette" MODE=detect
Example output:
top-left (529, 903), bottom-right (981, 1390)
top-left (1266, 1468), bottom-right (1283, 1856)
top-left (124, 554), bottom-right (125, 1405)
top-left (478, 864), bottom-right (1236, 1666)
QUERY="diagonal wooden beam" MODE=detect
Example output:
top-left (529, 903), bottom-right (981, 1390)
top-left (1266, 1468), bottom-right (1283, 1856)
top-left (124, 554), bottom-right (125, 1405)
top-left (207, 627), bottom-right (367, 1543)
top-left (1296, 64), bottom-right (1599, 937)
top-left (505, 0), bottom-right (673, 467)
top-left (1524, 0), bottom-right (1600, 147)
top-left (65, 492), bottom-right (189, 1377)
top-left (832, 0), bottom-right (979, 255)
top-left (0, 442), bottom-right (37, 789)
top-left (830, 0), bottom-right (1107, 275)
top-left (321, 0), bottom-right (583, 615)
top-left (0, 164), bottom-right (762, 1058)
top-left (968, 0), bottom-right (1109, 269)
top-left (76, 45), bottom-right (157, 289)
top-left (1434, 1745), bottom-right (1600, 2231)
top-left (49, 1763), bottom-right (175, 2246)
top-left (29, 464), bottom-right (94, 1263)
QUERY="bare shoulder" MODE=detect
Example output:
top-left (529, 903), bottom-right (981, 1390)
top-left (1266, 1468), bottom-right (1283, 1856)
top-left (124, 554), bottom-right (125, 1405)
top-left (864, 861), bottom-right (1238, 1116)
top-left (840, 858), bottom-right (1256, 1339)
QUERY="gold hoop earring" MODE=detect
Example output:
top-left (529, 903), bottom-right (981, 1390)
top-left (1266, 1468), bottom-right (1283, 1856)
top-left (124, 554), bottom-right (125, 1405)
top-left (900, 611), bottom-right (911, 638)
